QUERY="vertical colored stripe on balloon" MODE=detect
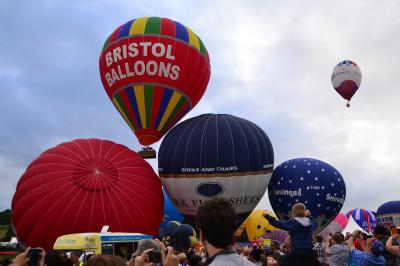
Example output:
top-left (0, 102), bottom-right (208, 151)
top-left (144, 85), bottom-right (153, 129)
top-left (150, 86), bottom-right (163, 129)
top-left (198, 38), bottom-right (207, 57)
top-left (102, 34), bottom-right (112, 51)
top-left (157, 92), bottom-right (182, 131)
top-left (109, 25), bottom-right (122, 44)
top-left (126, 88), bottom-right (142, 129)
top-left (186, 27), bottom-right (200, 50)
top-left (145, 17), bottom-right (161, 34)
top-left (112, 96), bottom-right (136, 131)
top-left (160, 18), bottom-right (176, 37)
top-left (155, 89), bottom-right (173, 129)
top-left (160, 96), bottom-right (187, 132)
top-left (161, 102), bottom-right (190, 134)
top-left (129, 17), bottom-right (148, 35)
top-left (175, 21), bottom-right (189, 43)
top-left (119, 89), bottom-right (140, 129)
top-left (118, 20), bottom-right (135, 39)
top-left (134, 85), bottom-right (147, 129)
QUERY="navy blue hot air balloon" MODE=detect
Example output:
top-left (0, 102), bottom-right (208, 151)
top-left (158, 113), bottom-right (274, 226)
top-left (377, 201), bottom-right (400, 229)
top-left (268, 158), bottom-right (346, 233)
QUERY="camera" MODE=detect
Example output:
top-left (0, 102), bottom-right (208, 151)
top-left (28, 248), bottom-right (42, 266)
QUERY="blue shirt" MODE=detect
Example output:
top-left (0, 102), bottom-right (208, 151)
top-left (351, 249), bottom-right (385, 266)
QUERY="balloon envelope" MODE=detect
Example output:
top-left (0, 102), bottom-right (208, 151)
top-left (264, 230), bottom-right (289, 245)
top-left (12, 139), bottom-right (164, 250)
top-left (318, 212), bottom-right (348, 239)
top-left (244, 210), bottom-right (278, 241)
top-left (160, 190), bottom-right (184, 232)
top-left (268, 158), bottom-right (346, 233)
top-left (99, 17), bottom-right (211, 146)
top-left (158, 113), bottom-right (274, 226)
top-left (377, 201), bottom-right (400, 228)
top-left (346, 209), bottom-right (377, 233)
top-left (331, 60), bottom-right (361, 102)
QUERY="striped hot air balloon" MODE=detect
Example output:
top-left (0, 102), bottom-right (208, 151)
top-left (346, 208), bottom-right (377, 233)
top-left (99, 17), bottom-right (211, 147)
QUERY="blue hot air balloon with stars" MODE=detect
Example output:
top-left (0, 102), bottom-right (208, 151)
top-left (268, 158), bottom-right (346, 233)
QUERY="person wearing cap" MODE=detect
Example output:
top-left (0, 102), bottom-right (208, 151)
top-left (347, 229), bottom-right (385, 265)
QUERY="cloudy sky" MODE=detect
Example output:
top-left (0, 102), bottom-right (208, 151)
top-left (1, 0), bottom-right (399, 215)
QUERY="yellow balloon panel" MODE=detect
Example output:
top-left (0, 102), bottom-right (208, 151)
top-left (245, 210), bottom-right (278, 241)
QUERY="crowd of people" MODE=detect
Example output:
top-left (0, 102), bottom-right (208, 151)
top-left (5, 198), bottom-right (400, 266)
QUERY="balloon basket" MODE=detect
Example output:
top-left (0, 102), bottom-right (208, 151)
top-left (346, 101), bottom-right (350, 108)
top-left (138, 147), bottom-right (157, 159)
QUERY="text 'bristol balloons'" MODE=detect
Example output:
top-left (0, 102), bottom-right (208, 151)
top-left (347, 209), bottom-right (377, 233)
top-left (11, 139), bottom-right (164, 250)
top-left (268, 158), bottom-right (346, 234)
top-left (377, 201), bottom-right (400, 229)
top-left (331, 60), bottom-right (362, 107)
top-left (319, 212), bottom-right (349, 239)
top-left (158, 114), bottom-right (274, 226)
top-left (99, 17), bottom-right (211, 146)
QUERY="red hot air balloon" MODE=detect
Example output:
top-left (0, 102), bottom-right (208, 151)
top-left (331, 60), bottom-right (362, 107)
top-left (99, 17), bottom-right (211, 155)
top-left (11, 139), bottom-right (163, 250)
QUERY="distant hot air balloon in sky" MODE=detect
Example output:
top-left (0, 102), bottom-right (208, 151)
top-left (377, 201), bottom-right (400, 229)
top-left (347, 208), bottom-right (377, 233)
top-left (268, 158), bottom-right (346, 234)
top-left (11, 139), bottom-right (164, 250)
top-left (331, 60), bottom-right (361, 107)
top-left (99, 16), bottom-right (211, 154)
top-left (158, 114), bottom-right (274, 227)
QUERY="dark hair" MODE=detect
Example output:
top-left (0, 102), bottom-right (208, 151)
top-left (250, 248), bottom-right (262, 262)
top-left (374, 225), bottom-right (388, 236)
top-left (84, 255), bottom-right (125, 266)
top-left (45, 250), bottom-right (70, 266)
top-left (315, 235), bottom-right (323, 243)
top-left (196, 197), bottom-right (236, 248)
top-left (188, 254), bottom-right (202, 266)
top-left (331, 233), bottom-right (343, 244)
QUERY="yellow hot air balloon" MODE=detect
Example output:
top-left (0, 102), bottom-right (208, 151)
top-left (245, 210), bottom-right (278, 241)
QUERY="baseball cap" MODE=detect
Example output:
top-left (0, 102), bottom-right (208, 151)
top-left (371, 240), bottom-right (384, 256)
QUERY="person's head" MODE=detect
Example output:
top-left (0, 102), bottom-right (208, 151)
top-left (292, 203), bottom-right (306, 218)
top-left (85, 255), bottom-right (126, 266)
top-left (178, 253), bottom-right (187, 264)
top-left (196, 197), bottom-right (236, 249)
top-left (373, 225), bottom-right (388, 240)
top-left (371, 240), bottom-right (385, 257)
top-left (314, 235), bottom-right (323, 244)
top-left (133, 239), bottom-right (159, 257)
top-left (249, 248), bottom-right (262, 262)
top-left (188, 254), bottom-right (202, 266)
top-left (45, 250), bottom-right (70, 266)
top-left (331, 233), bottom-right (343, 245)
top-left (70, 251), bottom-right (81, 263)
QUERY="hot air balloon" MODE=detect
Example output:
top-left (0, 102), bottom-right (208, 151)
top-left (263, 230), bottom-right (289, 245)
top-left (331, 60), bottom-right (362, 107)
top-left (99, 17), bottom-right (211, 158)
top-left (318, 212), bottom-right (349, 239)
top-left (158, 113), bottom-right (274, 227)
top-left (377, 201), bottom-right (400, 229)
top-left (347, 209), bottom-right (378, 233)
top-left (159, 189), bottom-right (184, 235)
top-left (243, 210), bottom-right (278, 241)
top-left (160, 221), bottom-right (196, 252)
top-left (11, 139), bottom-right (164, 250)
top-left (268, 158), bottom-right (346, 234)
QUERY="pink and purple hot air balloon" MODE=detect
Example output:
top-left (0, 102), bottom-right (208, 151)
top-left (319, 212), bottom-right (349, 239)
